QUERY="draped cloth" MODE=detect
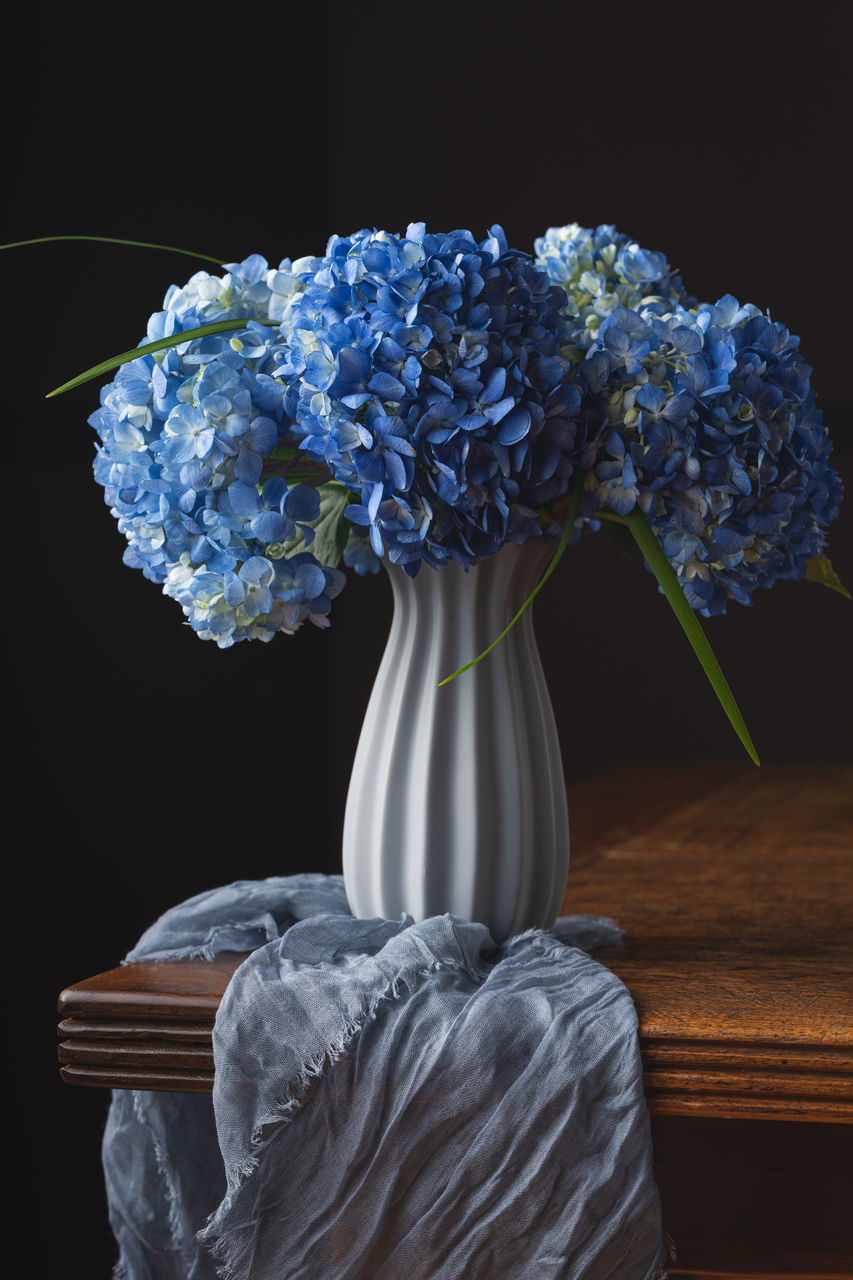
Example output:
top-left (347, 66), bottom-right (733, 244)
top-left (103, 875), bottom-right (671, 1279)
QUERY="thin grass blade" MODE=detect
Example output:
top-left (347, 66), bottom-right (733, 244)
top-left (623, 508), bottom-right (760, 765)
top-left (46, 319), bottom-right (280, 398)
top-left (439, 472), bottom-right (584, 686)
top-left (1, 234), bottom-right (224, 264)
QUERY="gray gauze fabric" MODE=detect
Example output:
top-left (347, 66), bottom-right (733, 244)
top-left (103, 875), bottom-right (668, 1279)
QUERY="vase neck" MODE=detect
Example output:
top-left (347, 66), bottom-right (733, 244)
top-left (386, 538), bottom-right (555, 611)
top-left (382, 539), bottom-right (555, 676)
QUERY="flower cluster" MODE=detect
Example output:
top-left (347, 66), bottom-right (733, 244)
top-left (89, 255), bottom-right (344, 646)
top-left (535, 223), bottom-right (693, 351)
top-left (87, 223), bottom-right (842, 644)
top-left (575, 295), bottom-right (843, 613)
top-left (274, 224), bottom-right (583, 572)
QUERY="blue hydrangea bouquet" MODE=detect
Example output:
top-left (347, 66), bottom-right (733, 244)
top-left (20, 222), bottom-right (847, 762)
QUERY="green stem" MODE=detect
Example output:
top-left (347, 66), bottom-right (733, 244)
top-left (623, 508), bottom-right (760, 765)
top-left (439, 471), bottom-right (584, 687)
top-left (592, 509), bottom-right (628, 525)
top-left (1, 234), bottom-right (225, 265)
top-left (45, 319), bottom-right (280, 398)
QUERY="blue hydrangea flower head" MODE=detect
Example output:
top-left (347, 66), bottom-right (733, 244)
top-left (275, 223), bottom-right (585, 571)
top-left (85, 231), bottom-right (843, 642)
top-left (575, 294), bottom-right (843, 614)
top-left (535, 223), bottom-right (693, 351)
top-left (89, 256), bottom-right (346, 645)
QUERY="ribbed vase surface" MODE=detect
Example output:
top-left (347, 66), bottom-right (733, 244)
top-left (342, 539), bottom-right (569, 942)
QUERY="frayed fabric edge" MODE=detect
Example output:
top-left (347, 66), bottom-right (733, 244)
top-left (109, 1089), bottom-right (204, 1279)
top-left (648, 1228), bottom-right (678, 1279)
top-left (121, 946), bottom-right (218, 965)
top-left (196, 966), bottom-right (416, 1278)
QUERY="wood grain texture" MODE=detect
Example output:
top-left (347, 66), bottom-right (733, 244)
top-left (564, 764), bottom-right (853, 1123)
top-left (609, 764), bottom-right (852, 857)
top-left (563, 762), bottom-right (739, 865)
top-left (561, 765), bottom-right (853, 1123)
top-left (58, 1039), bottom-right (214, 1071)
top-left (57, 1016), bottom-right (214, 1042)
top-left (57, 950), bottom-right (245, 1022)
top-left (59, 1064), bottom-right (214, 1092)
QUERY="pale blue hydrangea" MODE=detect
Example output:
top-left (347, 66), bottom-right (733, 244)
top-left (535, 223), bottom-right (693, 351)
top-left (89, 256), bottom-right (345, 646)
top-left (164, 551), bottom-right (344, 647)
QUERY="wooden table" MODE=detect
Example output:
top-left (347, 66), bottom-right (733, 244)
top-left (58, 764), bottom-right (853, 1279)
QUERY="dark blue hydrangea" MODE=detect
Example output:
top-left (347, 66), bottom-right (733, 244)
top-left (274, 224), bottom-right (585, 571)
top-left (89, 256), bottom-right (345, 646)
top-left (575, 295), bottom-right (843, 614)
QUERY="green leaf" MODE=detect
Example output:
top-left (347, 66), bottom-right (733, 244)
top-left (267, 444), bottom-right (301, 462)
top-left (602, 518), bottom-right (637, 562)
top-left (281, 482), bottom-right (351, 569)
top-left (804, 554), bottom-right (851, 600)
top-left (439, 472), bottom-right (584, 687)
top-left (45, 319), bottom-right (280, 398)
top-left (623, 508), bottom-right (760, 766)
top-left (1, 234), bottom-right (224, 264)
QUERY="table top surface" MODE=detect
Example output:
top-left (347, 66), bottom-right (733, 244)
top-left (58, 762), bottom-right (853, 1122)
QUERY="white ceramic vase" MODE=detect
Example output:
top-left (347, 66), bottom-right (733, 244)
top-left (342, 539), bottom-right (570, 943)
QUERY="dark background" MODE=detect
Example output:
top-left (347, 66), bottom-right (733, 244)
top-left (7, 2), bottom-right (851, 1273)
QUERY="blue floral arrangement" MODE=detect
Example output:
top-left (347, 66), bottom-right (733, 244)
top-left (17, 222), bottom-right (846, 761)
